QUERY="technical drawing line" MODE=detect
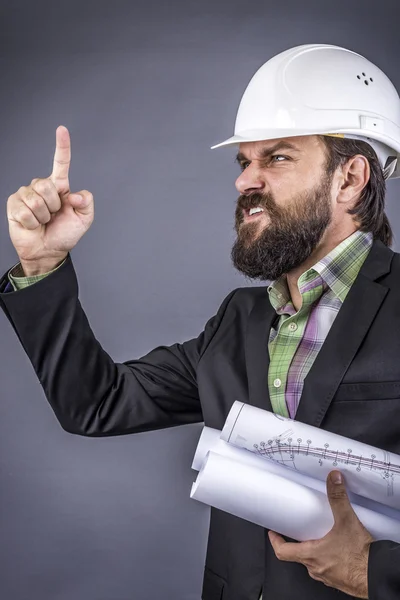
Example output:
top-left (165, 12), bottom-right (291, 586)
top-left (253, 440), bottom-right (400, 475)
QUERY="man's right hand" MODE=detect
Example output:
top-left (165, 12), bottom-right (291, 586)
top-left (6, 125), bottom-right (94, 275)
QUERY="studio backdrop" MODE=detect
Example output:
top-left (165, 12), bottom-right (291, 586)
top-left (0, 0), bottom-right (399, 598)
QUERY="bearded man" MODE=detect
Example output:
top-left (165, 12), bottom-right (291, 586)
top-left (1, 44), bottom-right (400, 600)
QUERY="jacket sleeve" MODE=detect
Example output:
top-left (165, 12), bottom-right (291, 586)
top-left (368, 540), bottom-right (400, 599)
top-left (7, 258), bottom-right (67, 291)
top-left (0, 253), bottom-right (237, 437)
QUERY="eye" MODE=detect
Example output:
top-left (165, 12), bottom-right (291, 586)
top-left (238, 154), bottom-right (289, 171)
top-left (270, 154), bottom-right (288, 163)
top-left (239, 155), bottom-right (289, 170)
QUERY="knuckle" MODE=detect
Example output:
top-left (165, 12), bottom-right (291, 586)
top-left (307, 561), bottom-right (328, 581)
top-left (302, 548), bottom-right (315, 563)
top-left (10, 187), bottom-right (26, 199)
top-left (329, 488), bottom-right (348, 501)
top-left (311, 564), bottom-right (325, 577)
top-left (54, 156), bottom-right (69, 165)
top-left (32, 178), bottom-right (51, 195)
top-left (17, 203), bottom-right (30, 217)
top-left (274, 548), bottom-right (284, 560)
top-left (18, 207), bottom-right (35, 226)
top-left (308, 569), bottom-right (324, 582)
top-left (7, 197), bottom-right (20, 219)
top-left (25, 191), bottom-right (43, 211)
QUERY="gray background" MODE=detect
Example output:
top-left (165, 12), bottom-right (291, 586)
top-left (0, 1), bottom-right (399, 598)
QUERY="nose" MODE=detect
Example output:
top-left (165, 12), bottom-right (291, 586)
top-left (235, 167), bottom-right (265, 195)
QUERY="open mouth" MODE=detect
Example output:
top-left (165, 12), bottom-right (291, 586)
top-left (242, 207), bottom-right (265, 222)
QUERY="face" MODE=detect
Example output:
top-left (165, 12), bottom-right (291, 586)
top-left (231, 135), bottom-right (335, 281)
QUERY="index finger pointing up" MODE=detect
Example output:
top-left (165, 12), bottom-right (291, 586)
top-left (50, 125), bottom-right (71, 190)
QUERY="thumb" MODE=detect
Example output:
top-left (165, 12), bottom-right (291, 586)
top-left (326, 470), bottom-right (354, 526)
top-left (68, 190), bottom-right (94, 217)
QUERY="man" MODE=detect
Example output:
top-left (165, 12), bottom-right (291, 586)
top-left (1, 43), bottom-right (400, 599)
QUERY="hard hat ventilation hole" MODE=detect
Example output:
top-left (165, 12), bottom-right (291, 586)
top-left (357, 73), bottom-right (374, 85)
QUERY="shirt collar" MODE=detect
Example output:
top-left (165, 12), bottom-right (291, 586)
top-left (268, 230), bottom-right (374, 312)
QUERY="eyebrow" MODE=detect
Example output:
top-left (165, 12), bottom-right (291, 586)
top-left (235, 141), bottom-right (300, 165)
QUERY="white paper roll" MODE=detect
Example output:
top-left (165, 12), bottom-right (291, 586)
top-left (191, 451), bottom-right (400, 543)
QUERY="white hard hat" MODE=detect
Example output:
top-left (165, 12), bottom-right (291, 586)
top-left (211, 44), bottom-right (400, 180)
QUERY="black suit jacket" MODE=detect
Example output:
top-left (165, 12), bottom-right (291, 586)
top-left (1, 239), bottom-right (400, 600)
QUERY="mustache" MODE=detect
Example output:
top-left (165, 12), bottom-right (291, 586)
top-left (237, 192), bottom-right (274, 213)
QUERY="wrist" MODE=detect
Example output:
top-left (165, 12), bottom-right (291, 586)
top-left (19, 256), bottom-right (67, 277)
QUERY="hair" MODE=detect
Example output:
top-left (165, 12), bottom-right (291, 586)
top-left (318, 135), bottom-right (393, 247)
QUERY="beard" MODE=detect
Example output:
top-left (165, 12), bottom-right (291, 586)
top-left (231, 169), bottom-right (334, 282)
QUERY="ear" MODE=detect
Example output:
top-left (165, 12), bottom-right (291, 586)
top-left (336, 155), bottom-right (370, 206)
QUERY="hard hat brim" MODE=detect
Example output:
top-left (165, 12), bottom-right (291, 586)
top-left (210, 129), bottom-right (325, 150)
top-left (210, 128), bottom-right (400, 180)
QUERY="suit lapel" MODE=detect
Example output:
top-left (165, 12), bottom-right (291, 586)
top-left (244, 240), bottom-right (394, 426)
top-left (245, 290), bottom-right (276, 412)
top-left (296, 240), bottom-right (393, 427)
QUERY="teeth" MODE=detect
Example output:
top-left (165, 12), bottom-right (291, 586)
top-left (249, 207), bottom-right (264, 216)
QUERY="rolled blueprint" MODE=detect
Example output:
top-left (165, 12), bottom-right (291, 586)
top-left (191, 422), bottom-right (400, 542)
top-left (191, 449), bottom-right (400, 542)
top-left (222, 402), bottom-right (400, 510)
top-left (192, 426), bottom-right (400, 521)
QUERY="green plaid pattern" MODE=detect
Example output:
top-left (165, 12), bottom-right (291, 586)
top-left (267, 230), bottom-right (373, 418)
top-left (7, 258), bottom-right (67, 291)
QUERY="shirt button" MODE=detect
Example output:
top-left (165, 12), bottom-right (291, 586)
top-left (273, 378), bottom-right (282, 388)
top-left (288, 322), bottom-right (297, 331)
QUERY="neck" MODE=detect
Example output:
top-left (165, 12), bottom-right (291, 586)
top-left (285, 227), bottom-right (358, 312)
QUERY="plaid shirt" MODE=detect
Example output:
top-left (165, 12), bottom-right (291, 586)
top-left (267, 229), bottom-right (373, 419)
top-left (3, 259), bottom-right (67, 292)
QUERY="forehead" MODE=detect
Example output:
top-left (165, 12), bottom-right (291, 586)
top-left (238, 135), bottom-right (324, 158)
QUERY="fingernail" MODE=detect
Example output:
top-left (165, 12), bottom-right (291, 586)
top-left (331, 471), bottom-right (342, 485)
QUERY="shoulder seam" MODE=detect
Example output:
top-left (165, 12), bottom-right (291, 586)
top-left (198, 288), bottom-right (239, 364)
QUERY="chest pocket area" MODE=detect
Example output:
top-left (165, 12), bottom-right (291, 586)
top-left (329, 381), bottom-right (400, 452)
top-left (334, 381), bottom-right (400, 401)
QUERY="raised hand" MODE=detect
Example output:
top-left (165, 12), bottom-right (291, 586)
top-left (7, 125), bottom-right (94, 274)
